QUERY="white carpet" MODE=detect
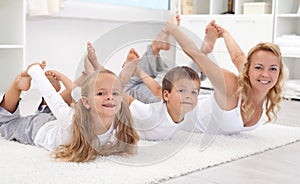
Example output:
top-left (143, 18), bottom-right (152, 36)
top-left (1, 124), bottom-right (300, 184)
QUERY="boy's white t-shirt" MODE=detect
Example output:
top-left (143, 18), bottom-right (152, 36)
top-left (129, 99), bottom-right (206, 141)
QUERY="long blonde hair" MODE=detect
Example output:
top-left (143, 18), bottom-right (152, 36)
top-left (237, 42), bottom-right (287, 122)
top-left (54, 69), bottom-right (139, 162)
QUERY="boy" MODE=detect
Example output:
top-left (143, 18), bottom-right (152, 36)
top-left (127, 65), bottom-right (205, 140)
top-left (125, 15), bottom-right (207, 104)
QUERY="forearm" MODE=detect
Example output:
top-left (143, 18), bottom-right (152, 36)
top-left (164, 24), bottom-right (205, 73)
top-left (59, 74), bottom-right (74, 93)
top-left (222, 31), bottom-right (246, 72)
top-left (136, 68), bottom-right (162, 99)
top-left (119, 62), bottom-right (138, 89)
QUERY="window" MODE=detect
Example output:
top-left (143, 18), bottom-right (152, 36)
top-left (78, 0), bottom-right (169, 10)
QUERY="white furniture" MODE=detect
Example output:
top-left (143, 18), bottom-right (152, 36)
top-left (0, 0), bottom-right (25, 93)
top-left (173, 0), bottom-right (300, 98)
top-left (274, 0), bottom-right (300, 99)
top-left (172, 0), bottom-right (274, 88)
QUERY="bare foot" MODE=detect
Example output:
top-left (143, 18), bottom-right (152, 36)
top-left (201, 20), bottom-right (219, 54)
top-left (45, 71), bottom-right (62, 92)
top-left (87, 42), bottom-right (101, 70)
top-left (83, 56), bottom-right (94, 76)
top-left (126, 48), bottom-right (140, 63)
top-left (15, 72), bottom-right (32, 91)
top-left (16, 60), bottom-right (47, 91)
top-left (152, 15), bottom-right (181, 54)
top-left (119, 48), bottom-right (141, 87)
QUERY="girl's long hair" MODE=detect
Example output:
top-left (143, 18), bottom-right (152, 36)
top-left (237, 42), bottom-right (287, 122)
top-left (53, 69), bottom-right (139, 162)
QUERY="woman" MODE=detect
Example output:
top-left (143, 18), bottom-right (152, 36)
top-left (163, 17), bottom-right (287, 134)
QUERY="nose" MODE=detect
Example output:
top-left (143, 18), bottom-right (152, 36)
top-left (185, 93), bottom-right (193, 99)
top-left (261, 69), bottom-right (270, 77)
top-left (106, 93), bottom-right (114, 100)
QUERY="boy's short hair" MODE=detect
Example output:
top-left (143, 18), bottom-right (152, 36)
top-left (162, 66), bottom-right (201, 102)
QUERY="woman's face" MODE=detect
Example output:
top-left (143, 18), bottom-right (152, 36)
top-left (248, 50), bottom-right (280, 93)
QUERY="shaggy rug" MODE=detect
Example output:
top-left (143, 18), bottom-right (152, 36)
top-left (1, 124), bottom-right (300, 184)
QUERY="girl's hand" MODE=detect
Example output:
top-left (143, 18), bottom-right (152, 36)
top-left (45, 70), bottom-right (62, 81)
top-left (162, 14), bottom-right (180, 34)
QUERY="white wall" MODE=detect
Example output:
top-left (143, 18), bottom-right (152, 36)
top-left (26, 1), bottom-right (172, 82)
top-left (26, 17), bottom-right (118, 79)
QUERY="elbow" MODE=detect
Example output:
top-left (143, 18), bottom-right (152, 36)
top-left (154, 86), bottom-right (162, 100)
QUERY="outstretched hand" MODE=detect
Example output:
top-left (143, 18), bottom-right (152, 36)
top-left (162, 14), bottom-right (180, 34)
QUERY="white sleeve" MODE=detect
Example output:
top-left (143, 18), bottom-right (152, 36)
top-left (129, 99), bottom-right (152, 120)
top-left (28, 65), bottom-right (71, 120)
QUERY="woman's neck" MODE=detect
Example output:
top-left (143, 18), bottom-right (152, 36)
top-left (251, 90), bottom-right (267, 107)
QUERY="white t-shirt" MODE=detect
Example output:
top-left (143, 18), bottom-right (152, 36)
top-left (28, 65), bottom-right (114, 151)
top-left (129, 99), bottom-right (206, 141)
top-left (129, 93), bottom-right (267, 141)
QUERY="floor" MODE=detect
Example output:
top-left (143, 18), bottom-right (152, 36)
top-left (18, 90), bottom-right (300, 184)
top-left (162, 99), bottom-right (300, 184)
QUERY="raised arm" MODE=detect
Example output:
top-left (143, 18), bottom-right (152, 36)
top-left (120, 48), bottom-right (162, 104)
top-left (164, 17), bottom-right (239, 109)
top-left (27, 62), bottom-right (71, 118)
top-left (217, 25), bottom-right (246, 73)
top-left (134, 67), bottom-right (162, 100)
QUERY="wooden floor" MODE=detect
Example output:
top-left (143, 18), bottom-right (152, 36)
top-left (163, 99), bottom-right (300, 184)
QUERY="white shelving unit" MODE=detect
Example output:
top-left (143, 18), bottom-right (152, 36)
top-left (0, 0), bottom-right (25, 93)
top-left (274, 0), bottom-right (300, 99)
top-left (172, 0), bottom-right (274, 15)
top-left (171, 0), bottom-right (275, 88)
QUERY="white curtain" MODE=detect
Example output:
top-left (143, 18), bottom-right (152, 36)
top-left (28, 0), bottom-right (64, 16)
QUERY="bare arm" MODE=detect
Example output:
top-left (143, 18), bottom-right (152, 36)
top-left (45, 70), bottom-right (75, 106)
top-left (219, 27), bottom-right (246, 73)
top-left (135, 67), bottom-right (162, 100)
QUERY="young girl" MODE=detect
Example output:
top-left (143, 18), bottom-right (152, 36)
top-left (163, 17), bottom-right (287, 134)
top-left (0, 60), bottom-right (139, 162)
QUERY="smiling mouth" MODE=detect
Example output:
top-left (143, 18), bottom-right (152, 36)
top-left (258, 80), bottom-right (271, 84)
top-left (102, 104), bottom-right (115, 108)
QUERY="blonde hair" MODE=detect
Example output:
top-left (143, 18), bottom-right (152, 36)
top-left (53, 69), bottom-right (139, 162)
top-left (237, 42), bottom-right (287, 122)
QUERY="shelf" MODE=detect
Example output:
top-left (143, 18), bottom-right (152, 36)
top-left (277, 14), bottom-right (300, 18)
top-left (282, 54), bottom-right (300, 58)
top-left (0, 45), bottom-right (24, 49)
top-left (283, 80), bottom-right (300, 100)
top-left (0, 0), bottom-right (25, 92)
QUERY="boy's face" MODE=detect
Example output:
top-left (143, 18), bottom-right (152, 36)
top-left (164, 78), bottom-right (200, 118)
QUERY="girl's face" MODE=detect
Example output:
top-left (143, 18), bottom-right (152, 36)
top-left (248, 50), bottom-right (280, 94)
top-left (88, 73), bottom-right (122, 120)
top-left (164, 78), bottom-right (199, 118)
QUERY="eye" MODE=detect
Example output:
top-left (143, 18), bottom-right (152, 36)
top-left (192, 90), bottom-right (199, 95)
top-left (178, 89), bottom-right (185, 93)
top-left (97, 91), bottom-right (105, 96)
top-left (254, 66), bottom-right (263, 70)
top-left (270, 67), bottom-right (279, 72)
top-left (113, 91), bottom-right (120, 96)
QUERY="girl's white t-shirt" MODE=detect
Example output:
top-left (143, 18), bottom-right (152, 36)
top-left (28, 65), bottom-right (114, 151)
